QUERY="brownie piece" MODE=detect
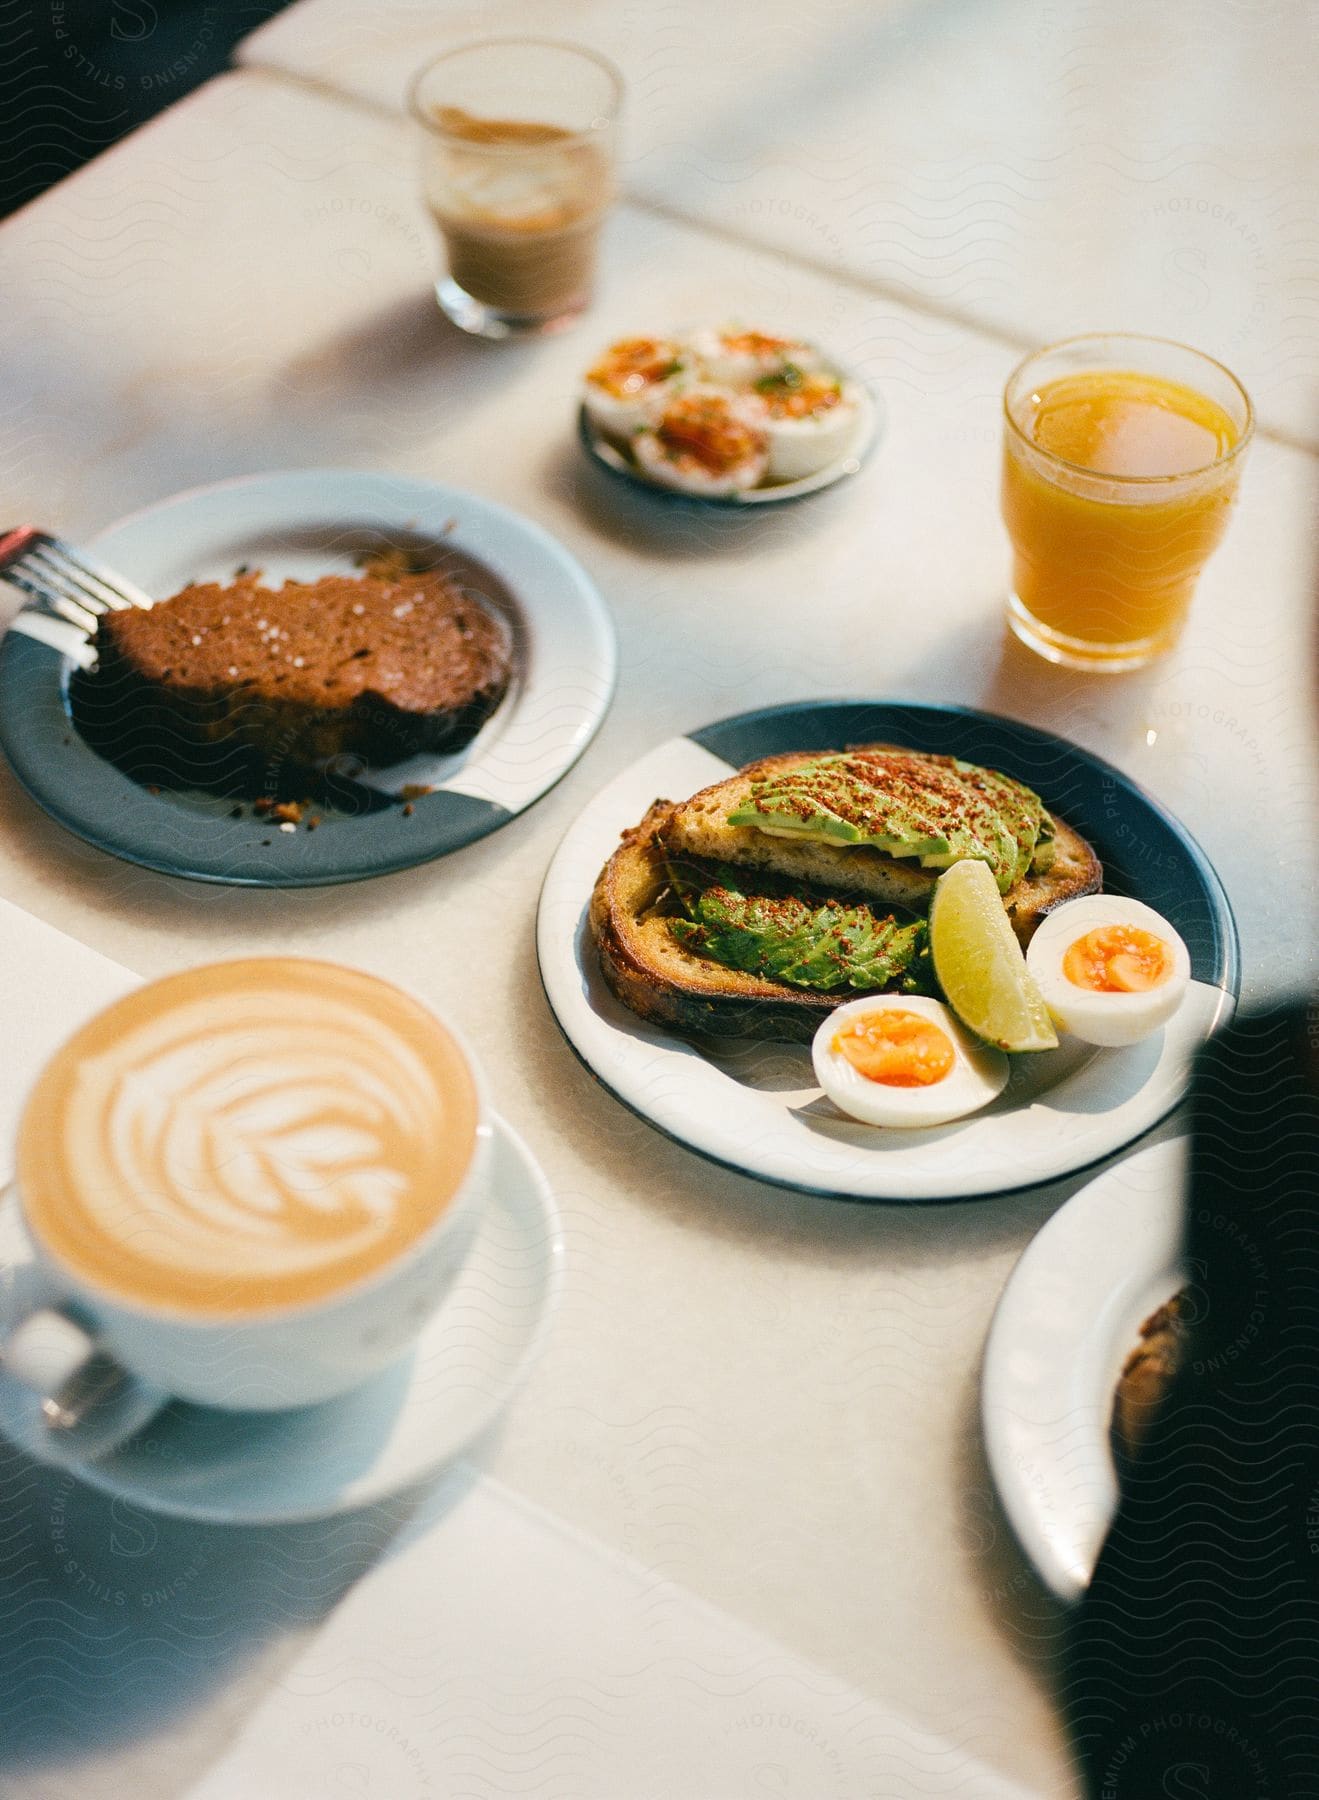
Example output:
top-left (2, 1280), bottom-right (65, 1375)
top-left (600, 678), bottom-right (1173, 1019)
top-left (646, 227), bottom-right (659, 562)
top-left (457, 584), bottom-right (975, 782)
top-left (82, 566), bottom-right (511, 782)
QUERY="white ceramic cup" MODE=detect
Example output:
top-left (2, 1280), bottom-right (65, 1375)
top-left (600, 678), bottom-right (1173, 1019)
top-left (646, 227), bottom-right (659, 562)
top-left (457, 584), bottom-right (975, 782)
top-left (0, 963), bottom-right (491, 1429)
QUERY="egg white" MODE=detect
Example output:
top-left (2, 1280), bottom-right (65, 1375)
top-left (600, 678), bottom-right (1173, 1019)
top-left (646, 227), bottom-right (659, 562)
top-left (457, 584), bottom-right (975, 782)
top-left (812, 993), bottom-right (1009, 1129)
top-left (686, 325), bottom-right (821, 387)
top-left (1026, 895), bottom-right (1190, 1048)
top-left (763, 380), bottom-right (861, 482)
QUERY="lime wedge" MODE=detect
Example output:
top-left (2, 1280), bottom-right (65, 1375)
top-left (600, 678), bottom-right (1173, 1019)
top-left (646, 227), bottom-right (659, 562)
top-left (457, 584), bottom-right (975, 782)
top-left (929, 860), bottom-right (1059, 1053)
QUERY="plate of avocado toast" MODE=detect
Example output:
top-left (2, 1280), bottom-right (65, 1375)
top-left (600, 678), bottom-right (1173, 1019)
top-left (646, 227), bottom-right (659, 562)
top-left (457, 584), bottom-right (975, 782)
top-left (536, 700), bottom-right (1238, 1202)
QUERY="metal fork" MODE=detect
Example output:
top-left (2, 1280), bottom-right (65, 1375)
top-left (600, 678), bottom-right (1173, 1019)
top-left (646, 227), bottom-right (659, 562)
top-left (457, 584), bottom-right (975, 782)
top-left (0, 525), bottom-right (153, 633)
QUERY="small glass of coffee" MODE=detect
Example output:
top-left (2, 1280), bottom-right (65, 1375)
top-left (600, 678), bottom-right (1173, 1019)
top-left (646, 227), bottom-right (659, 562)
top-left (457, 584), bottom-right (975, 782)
top-left (409, 37), bottom-right (623, 340)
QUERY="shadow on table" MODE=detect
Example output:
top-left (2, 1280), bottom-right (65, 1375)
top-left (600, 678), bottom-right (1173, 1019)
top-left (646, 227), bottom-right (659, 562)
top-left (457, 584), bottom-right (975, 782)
top-left (951, 1362), bottom-right (1070, 1685)
top-left (539, 436), bottom-right (854, 563)
top-left (0, 1436), bottom-right (478, 1774)
top-left (875, 611), bottom-right (1170, 779)
top-left (978, 629), bottom-right (1163, 736)
top-left (0, 729), bottom-right (538, 964)
top-left (277, 288), bottom-right (543, 430)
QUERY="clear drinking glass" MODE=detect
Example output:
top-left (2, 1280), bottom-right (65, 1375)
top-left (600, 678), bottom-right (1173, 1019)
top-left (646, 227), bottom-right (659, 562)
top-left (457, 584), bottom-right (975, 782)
top-left (409, 38), bottom-right (623, 340)
top-left (1001, 333), bottom-right (1253, 671)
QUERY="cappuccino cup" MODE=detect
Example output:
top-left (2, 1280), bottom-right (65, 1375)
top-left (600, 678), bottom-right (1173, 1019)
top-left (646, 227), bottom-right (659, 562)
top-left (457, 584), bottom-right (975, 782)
top-left (0, 958), bottom-right (489, 1425)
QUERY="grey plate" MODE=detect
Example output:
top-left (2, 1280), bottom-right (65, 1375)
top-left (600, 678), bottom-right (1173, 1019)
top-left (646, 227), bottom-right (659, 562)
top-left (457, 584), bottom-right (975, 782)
top-left (0, 470), bottom-right (616, 886)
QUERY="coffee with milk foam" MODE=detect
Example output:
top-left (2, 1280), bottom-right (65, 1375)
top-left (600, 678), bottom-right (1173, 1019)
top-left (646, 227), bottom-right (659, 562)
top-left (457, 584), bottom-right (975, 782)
top-left (18, 960), bottom-right (478, 1317)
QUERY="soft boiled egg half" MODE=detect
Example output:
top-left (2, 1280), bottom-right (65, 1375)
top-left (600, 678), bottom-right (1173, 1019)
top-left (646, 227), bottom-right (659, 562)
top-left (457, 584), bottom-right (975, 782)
top-left (755, 366), bottom-right (863, 482)
top-left (632, 387), bottom-right (771, 496)
top-left (812, 994), bottom-right (1009, 1129)
top-left (582, 335), bottom-right (691, 439)
top-left (1026, 895), bottom-right (1190, 1048)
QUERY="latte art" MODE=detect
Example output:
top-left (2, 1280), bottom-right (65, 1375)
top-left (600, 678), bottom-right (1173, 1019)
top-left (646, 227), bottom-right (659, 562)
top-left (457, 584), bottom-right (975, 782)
top-left (19, 961), bottom-right (479, 1316)
top-left (97, 1016), bottom-right (423, 1258)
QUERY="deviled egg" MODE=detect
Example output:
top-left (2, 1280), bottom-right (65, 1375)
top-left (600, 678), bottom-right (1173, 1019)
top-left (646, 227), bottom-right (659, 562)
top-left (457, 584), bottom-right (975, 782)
top-left (632, 387), bottom-right (770, 496)
top-left (754, 364), bottom-right (863, 482)
top-left (686, 325), bottom-right (821, 387)
top-left (582, 335), bottom-right (690, 439)
top-left (812, 993), bottom-right (1009, 1129)
top-left (1026, 895), bottom-right (1190, 1048)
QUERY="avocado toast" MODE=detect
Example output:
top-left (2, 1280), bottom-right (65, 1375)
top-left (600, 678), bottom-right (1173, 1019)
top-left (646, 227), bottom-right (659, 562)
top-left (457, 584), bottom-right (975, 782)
top-left (590, 745), bottom-right (1102, 1043)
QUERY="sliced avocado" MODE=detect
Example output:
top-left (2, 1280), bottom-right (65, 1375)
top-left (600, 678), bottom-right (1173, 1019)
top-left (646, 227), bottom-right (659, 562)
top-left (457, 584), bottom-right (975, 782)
top-left (733, 802), bottom-right (864, 847)
top-left (1029, 811), bottom-right (1057, 875)
top-left (728, 752), bottom-right (1048, 895)
top-left (666, 860), bottom-right (932, 995)
top-left (728, 781), bottom-right (952, 860)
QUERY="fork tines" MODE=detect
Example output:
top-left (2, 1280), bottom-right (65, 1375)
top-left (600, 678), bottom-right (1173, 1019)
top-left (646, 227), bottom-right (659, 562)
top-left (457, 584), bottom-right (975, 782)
top-left (0, 527), bottom-right (153, 635)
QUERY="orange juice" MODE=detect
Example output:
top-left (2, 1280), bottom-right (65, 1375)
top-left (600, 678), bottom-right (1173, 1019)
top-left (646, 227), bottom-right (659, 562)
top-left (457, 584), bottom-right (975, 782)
top-left (1001, 339), bottom-right (1251, 669)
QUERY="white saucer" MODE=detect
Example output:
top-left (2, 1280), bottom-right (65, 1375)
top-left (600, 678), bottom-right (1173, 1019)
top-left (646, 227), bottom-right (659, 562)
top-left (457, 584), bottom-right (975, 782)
top-left (0, 1115), bottom-right (562, 1523)
top-left (981, 1134), bottom-right (1186, 1601)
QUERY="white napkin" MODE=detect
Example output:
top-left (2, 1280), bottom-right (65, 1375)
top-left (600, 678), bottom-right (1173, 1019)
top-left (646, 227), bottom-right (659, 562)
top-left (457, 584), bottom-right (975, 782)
top-left (0, 896), bottom-right (138, 1181)
top-left (187, 1473), bottom-right (1044, 1800)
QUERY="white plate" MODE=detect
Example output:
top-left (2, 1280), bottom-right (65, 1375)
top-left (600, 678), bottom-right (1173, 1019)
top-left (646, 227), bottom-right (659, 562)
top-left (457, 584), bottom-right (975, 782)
top-left (536, 701), bottom-right (1237, 1202)
top-left (0, 1115), bottom-right (563, 1523)
top-left (0, 469), bottom-right (616, 884)
top-left (981, 1135), bottom-right (1187, 1601)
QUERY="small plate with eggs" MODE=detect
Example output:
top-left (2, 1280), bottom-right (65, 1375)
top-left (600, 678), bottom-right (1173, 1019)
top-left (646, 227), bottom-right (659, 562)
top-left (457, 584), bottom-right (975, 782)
top-left (537, 700), bottom-right (1238, 1203)
top-left (577, 326), bottom-right (881, 504)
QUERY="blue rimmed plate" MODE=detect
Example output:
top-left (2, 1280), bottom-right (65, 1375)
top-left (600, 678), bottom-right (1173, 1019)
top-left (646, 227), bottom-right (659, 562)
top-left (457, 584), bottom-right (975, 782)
top-left (0, 470), bottom-right (615, 886)
top-left (536, 700), bottom-right (1238, 1203)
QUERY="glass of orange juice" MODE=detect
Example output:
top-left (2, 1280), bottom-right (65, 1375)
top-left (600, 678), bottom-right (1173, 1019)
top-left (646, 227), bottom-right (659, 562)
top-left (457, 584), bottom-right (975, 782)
top-left (1001, 333), bottom-right (1253, 671)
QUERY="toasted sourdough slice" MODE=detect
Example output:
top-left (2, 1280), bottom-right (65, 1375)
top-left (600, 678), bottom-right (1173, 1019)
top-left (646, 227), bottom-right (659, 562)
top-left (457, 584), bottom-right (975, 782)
top-left (659, 747), bottom-right (1101, 944)
top-left (590, 801), bottom-right (838, 1043)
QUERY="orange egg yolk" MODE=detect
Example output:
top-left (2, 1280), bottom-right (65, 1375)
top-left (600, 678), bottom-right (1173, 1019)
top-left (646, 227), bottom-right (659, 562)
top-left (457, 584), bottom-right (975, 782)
top-left (1063, 925), bottom-right (1173, 993)
top-left (588, 338), bottom-right (680, 397)
top-left (723, 331), bottom-right (793, 357)
top-left (657, 395), bottom-right (764, 473)
top-left (833, 1010), bottom-right (955, 1087)
top-left (759, 372), bottom-right (843, 420)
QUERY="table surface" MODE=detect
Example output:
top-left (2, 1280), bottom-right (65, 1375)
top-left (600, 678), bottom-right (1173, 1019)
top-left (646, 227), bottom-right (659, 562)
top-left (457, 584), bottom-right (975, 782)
top-left (238, 0), bottom-right (1319, 448)
top-left (1, 3), bottom-right (1317, 1794)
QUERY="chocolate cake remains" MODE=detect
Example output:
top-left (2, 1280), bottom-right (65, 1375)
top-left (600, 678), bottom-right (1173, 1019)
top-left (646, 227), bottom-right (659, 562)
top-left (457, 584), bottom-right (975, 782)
top-left (81, 564), bottom-right (511, 784)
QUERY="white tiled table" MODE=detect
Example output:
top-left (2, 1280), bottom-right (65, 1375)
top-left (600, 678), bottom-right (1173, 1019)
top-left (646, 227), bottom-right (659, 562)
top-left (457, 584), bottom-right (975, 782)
top-left (0, 30), bottom-right (1315, 1800)
top-left (238, 0), bottom-right (1319, 446)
